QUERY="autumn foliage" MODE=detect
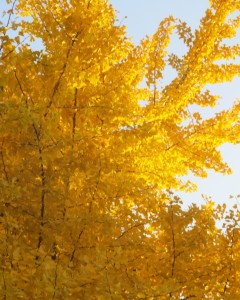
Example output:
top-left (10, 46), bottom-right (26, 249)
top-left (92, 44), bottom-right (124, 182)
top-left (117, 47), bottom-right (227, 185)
top-left (0, 0), bottom-right (240, 298)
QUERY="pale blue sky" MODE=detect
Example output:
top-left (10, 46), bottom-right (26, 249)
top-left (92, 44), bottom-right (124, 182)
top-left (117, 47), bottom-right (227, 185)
top-left (110, 0), bottom-right (240, 207)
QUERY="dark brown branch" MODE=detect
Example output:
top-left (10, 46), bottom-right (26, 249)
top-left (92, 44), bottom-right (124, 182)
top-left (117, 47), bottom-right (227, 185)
top-left (49, 10), bottom-right (73, 40)
top-left (6, 0), bottom-right (17, 28)
top-left (33, 5), bottom-right (53, 39)
top-left (0, 139), bottom-right (9, 182)
top-left (0, 0), bottom-right (17, 53)
top-left (52, 256), bottom-right (59, 299)
top-left (89, 157), bottom-right (102, 213)
top-left (117, 223), bottom-right (145, 239)
top-left (72, 88), bottom-right (78, 144)
top-left (182, 295), bottom-right (197, 300)
top-left (1, 36), bottom-right (29, 60)
top-left (170, 204), bottom-right (176, 277)
top-left (70, 229), bottom-right (84, 263)
top-left (14, 70), bottom-right (28, 106)
top-left (44, 31), bottom-right (80, 117)
top-left (35, 134), bottom-right (46, 261)
top-left (87, 0), bottom-right (92, 9)
top-left (14, 70), bottom-right (46, 262)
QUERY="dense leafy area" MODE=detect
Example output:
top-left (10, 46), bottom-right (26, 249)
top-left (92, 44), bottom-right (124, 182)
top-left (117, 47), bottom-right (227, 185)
top-left (0, 0), bottom-right (240, 298)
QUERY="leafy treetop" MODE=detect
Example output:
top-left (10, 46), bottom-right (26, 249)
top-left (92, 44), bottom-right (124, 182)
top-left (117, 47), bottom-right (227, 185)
top-left (0, 0), bottom-right (240, 298)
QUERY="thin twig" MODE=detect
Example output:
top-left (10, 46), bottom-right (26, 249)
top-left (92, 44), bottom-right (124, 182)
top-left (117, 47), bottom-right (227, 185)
top-left (44, 31), bottom-right (80, 117)
top-left (0, 139), bottom-right (9, 182)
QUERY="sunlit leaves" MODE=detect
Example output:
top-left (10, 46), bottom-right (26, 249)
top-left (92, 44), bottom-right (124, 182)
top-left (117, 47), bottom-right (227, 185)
top-left (0, 0), bottom-right (240, 298)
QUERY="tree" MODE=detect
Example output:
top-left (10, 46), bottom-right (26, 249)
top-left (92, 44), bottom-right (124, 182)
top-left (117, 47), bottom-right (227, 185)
top-left (0, 0), bottom-right (240, 298)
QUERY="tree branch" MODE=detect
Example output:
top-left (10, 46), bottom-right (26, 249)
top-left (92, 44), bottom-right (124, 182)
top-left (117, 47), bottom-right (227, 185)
top-left (44, 31), bottom-right (81, 117)
top-left (0, 139), bottom-right (9, 182)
